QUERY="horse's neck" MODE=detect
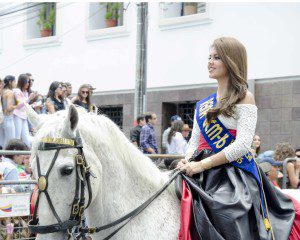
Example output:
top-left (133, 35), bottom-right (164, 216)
top-left (84, 131), bottom-right (180, 239)
top-left (89, 144), bottom-right (168, 224)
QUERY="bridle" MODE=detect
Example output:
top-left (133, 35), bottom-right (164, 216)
top-left (28, 132), bottom-right (93, 235)
top-left (28, 132), bottom-right (181, 239)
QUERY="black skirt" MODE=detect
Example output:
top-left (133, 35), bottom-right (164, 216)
top-left (182, 150), bottom-right (295, 240)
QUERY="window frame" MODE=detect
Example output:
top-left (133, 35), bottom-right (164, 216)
top-left (159, 2), bottom-right (212, 31)
top-left (85, 3), bottom-right (130, 42)
top-left (23, 2), bottom-right (63, 49)
top-left (98, 105), bottom-right (124, 129)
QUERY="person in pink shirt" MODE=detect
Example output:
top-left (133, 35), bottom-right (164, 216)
top-left (13, 74), bottom-right (36, 147)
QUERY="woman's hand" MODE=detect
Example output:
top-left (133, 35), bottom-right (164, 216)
top-left (176, 159), bottom-right (204, 177)
top-left (176, 158), bottom-right (187, 169)
top-left (29, 92), bottom-right (37, 101)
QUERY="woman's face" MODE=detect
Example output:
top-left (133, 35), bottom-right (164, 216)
top-left (11, 80), bottom-right (17, 88)
top-left (268, 166), bottom-right (279, 182)
top-left (61, 86), bottom-right (67, 97)
top-left (208, 47), bottom-right (228, 80)
top-left (55, 85), bottom-right (63, 96)
top-left (80, 87), bottom-right (89, 99)
top-left (23, 79), bottom-right (29, 90)
top-left (252, 135), bottom-right (261, 149)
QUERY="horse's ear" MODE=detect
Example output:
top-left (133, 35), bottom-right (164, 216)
top-left (62, 105), bottom-right (79, 138)
top-left (24, 103), bottom-right (43, 129)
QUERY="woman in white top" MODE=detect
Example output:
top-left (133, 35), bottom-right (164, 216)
top-left (167, 120), bottom-right (188, 155)
top-left (176, 37), bottom-right (298, 240)
top-left (13, 74), bottom-right (36, 147)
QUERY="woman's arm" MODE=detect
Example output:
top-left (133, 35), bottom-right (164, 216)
top-left (45, 98), bottom-right (55, 114)
top-left (185, 113), bottom-right (200, 160)
top-left (178, 91), bottom-right (257, 176)
top-left (6, 91), bottom-right (18, 112)
top-left (286, 162), bottom-right (300, 189)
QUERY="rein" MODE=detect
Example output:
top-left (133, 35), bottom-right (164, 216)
top-left (28, 133), bottom-right (181, 239)
top-left (78, 170), bottom-right (181, 239)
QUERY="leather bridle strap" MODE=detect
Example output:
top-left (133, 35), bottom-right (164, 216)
top-left (80, 170), bottom-right (182, 239)
top-left (28, 136), bottom-right (93, 235)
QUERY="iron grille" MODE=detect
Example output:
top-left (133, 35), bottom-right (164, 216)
top-left (178, 102), bottom-right (196, 129)
top-left (98, 106), bottom-right (123, 129)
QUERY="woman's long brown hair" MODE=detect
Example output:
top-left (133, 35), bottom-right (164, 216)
top-left (206, 37), bottom-right (248, 123)
top-left (77, 84), bottom-right (92, 111)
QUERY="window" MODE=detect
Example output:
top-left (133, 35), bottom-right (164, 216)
top-left (24, 2), bottom-right (61, 48)
top-left (177, 102), bottom-right (196, 129)
top-left (162, 101), bottom-right (196, 140)
top-left (89, 2), bottom-right (124, 30)
top-left (26, 3), bottom-right (56, 39)
top-left (98, 106), bottom-right (123, 129)
top-left (159, 2), bottom-right (211, 30)
top-left (86, 3), bottom-right (129, 41)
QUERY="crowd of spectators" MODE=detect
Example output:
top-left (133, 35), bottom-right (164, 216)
top-left (130, 113), bottom-right (191, 168)
top-left (129, 112), bottom-right (300, 189)
top-left (253, 135), bottom-right (300, 189)
top-left (0, 74), bottom-right (97, 239)
top-left (0, 74), bottom-right (97, 148)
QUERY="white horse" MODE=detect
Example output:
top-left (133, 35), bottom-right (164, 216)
top-left (27, 105), bottom-right (180, 240)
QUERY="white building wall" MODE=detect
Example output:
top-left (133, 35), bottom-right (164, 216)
top-left (0, 2), bottom-right (299, 94)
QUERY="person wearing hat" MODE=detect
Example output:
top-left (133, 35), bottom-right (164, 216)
top-left (162, 115), bottom-right (182, 153)
top-left (0, 76), bottom-right (19, 147)
top-left (86, 84), bottom-right (96, 95)
top-left (259, 158), bottom-right (283, 188)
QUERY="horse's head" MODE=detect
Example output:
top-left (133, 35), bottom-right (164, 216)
top-left (27, 105), bottom-right (95, 239)
top-left (25, 104), bottom-right (170, 239)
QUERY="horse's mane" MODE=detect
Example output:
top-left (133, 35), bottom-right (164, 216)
top-left (31, 108), bottom-right (168, 189)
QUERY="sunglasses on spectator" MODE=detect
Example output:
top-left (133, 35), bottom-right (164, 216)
top-left (81, 91), bottom-right (89, 94)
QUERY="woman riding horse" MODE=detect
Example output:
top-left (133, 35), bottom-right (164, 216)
top-left (177, 37), bottom-right (300, 240)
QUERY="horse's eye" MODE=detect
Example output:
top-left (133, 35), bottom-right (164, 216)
top-left (61, 166), bottom-right (74, 176)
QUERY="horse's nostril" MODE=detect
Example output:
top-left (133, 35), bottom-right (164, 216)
top-left (61, 166), bottom-right (74, 176)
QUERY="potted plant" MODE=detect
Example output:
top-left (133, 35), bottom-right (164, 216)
top-left (183, 3), bottom-right (198, 16)
top-left (37, 4), bottom-right (55, 37)
top-left (100, 3), bottom-right (122, 28)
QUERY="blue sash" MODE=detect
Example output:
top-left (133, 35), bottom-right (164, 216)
top-left (195, 93), bottom-right (269, 226)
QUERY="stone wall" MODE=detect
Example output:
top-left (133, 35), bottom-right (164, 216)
top-left (255, 77), bottom-right (300, 151)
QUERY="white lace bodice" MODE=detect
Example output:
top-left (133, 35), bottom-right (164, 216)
top-left (186, 104), bottom-right (257, 162)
